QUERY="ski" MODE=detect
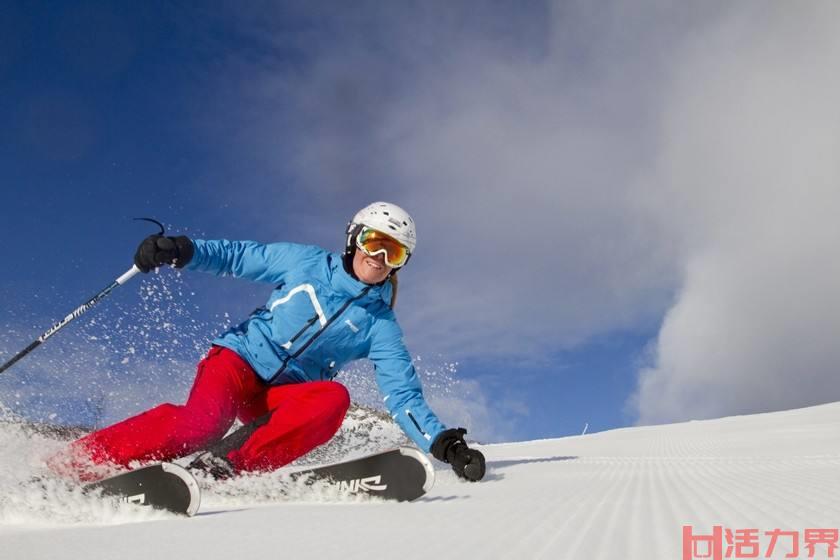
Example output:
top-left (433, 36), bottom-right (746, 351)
top-left (288, 447), bottom-right (435, 502)
top-left (82, 447), bottom-right (431, 516)
top-left (84, 462), bottom-right (201, 516)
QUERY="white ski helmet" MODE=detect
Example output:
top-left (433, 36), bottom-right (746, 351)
top-left (351, 202), bottom-right (416, 252)
top-left (344, 201), bottom-right (416, 269)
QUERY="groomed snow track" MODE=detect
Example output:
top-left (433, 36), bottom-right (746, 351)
top-left (2, 402), bottom-right (839, 559)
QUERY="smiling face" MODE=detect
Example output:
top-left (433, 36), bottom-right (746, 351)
top-left (352, 248), bottom-right (393, 284)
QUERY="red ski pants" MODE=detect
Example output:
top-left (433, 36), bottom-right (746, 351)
top-left (68, 346), bottom-right (350, 474)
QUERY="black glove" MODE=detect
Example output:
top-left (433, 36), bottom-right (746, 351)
top-left (431, 428), bottom-right (486, 482)
top-left (134, 235), bottom-right (194, 273)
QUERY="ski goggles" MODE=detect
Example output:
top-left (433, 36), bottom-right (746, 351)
top-left (355, 226), bottom-right (410, 268)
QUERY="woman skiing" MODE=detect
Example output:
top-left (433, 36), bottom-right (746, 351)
top-left (52, 202), bottom-right (485, 483)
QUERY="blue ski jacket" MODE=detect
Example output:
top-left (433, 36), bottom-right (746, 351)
top-left (185, 239), bottom-right (447, 452)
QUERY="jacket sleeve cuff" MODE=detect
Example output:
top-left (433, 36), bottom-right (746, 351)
top-left (173, 236), bottom-right (195, 268)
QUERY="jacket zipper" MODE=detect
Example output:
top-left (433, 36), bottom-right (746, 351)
top-left (405, 409), bottom-right (429, 439)
top-left (268, 286), bottom-right (371, 384)
top-left (283, 314), bottom-right (320, 349)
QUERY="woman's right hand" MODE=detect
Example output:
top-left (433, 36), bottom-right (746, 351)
top-left (134, 235), bottom-right (194, 272)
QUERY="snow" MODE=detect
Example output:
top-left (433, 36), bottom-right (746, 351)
top-left (2, 401), bottom-right (839, 559)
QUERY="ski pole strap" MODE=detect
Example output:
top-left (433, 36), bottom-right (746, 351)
top-left (0, 265), bottom-right (140, 375)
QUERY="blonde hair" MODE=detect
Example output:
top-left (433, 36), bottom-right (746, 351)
top-left (389, 274), bottom-right (398, 309)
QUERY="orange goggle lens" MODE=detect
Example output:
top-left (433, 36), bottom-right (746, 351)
top-left (356, 227), bottom-right (409, 268)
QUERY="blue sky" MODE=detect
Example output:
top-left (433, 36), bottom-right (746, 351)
top-left (2, 2), bottom-right (840, 443)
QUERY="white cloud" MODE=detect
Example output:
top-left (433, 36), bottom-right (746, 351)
top-left (631, 3), bottom-right (840, 423)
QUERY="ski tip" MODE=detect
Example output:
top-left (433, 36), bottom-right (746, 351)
top-left (398, 447), bottom-right (436, 495)
top-left (161, 462), bottom-right (201, 516)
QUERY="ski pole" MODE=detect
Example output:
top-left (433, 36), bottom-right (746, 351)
top-left (0, 265), bottom-right (141, 374)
